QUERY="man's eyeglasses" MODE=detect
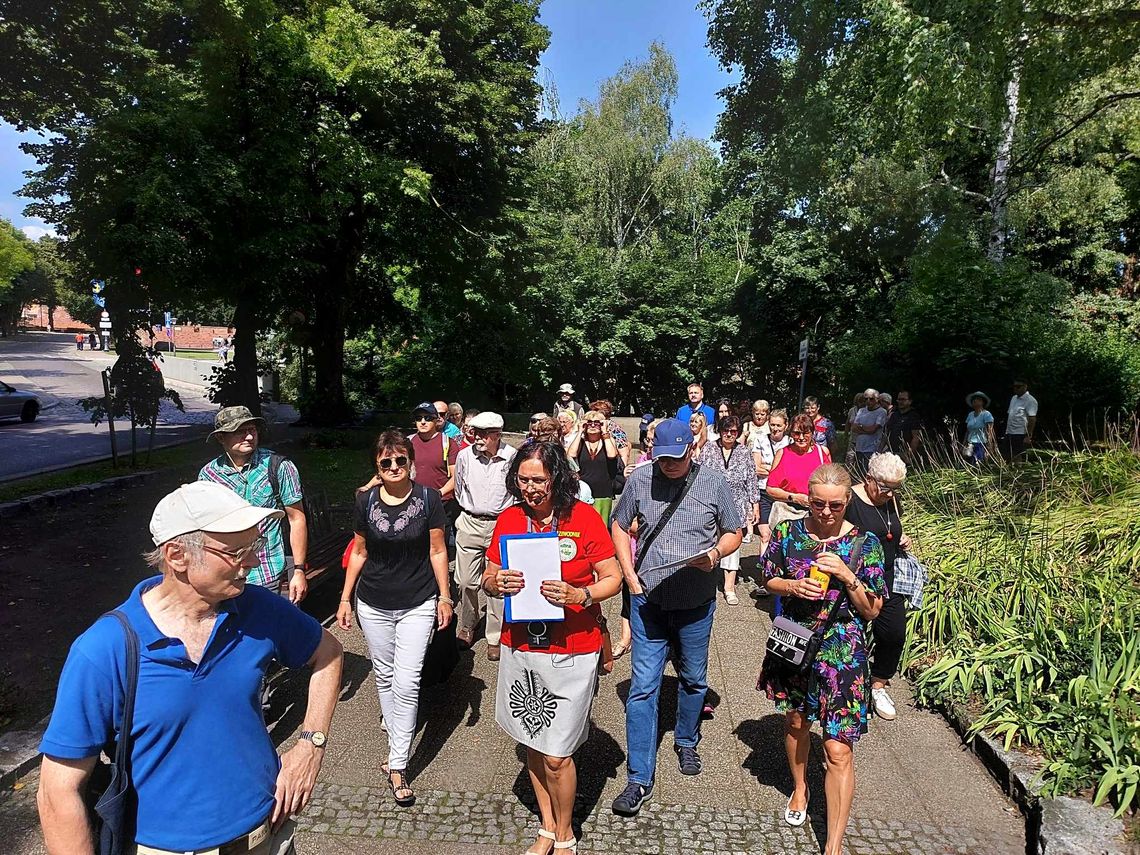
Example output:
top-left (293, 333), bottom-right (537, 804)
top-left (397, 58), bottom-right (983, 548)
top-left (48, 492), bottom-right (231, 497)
top-left (474, 429), bottom-right (500, 438)
top-left (809, 499), bottom-right (847, 513)
top-left (202, 535), bottom-right (267, 564)
top-left (415, 414), bottom-right (435, 423)
top-left (435, 410), bottom-right (447, 418)
top-left (379, 455), bottom-right (409, 471)
top-left (517, 476), bottom-right (551, 487)
top-left (722, 428), bottom-right (739, 435)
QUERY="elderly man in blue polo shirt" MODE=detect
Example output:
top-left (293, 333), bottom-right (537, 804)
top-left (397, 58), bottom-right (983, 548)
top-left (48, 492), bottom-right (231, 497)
top-left (37, 482), bottom-right (343, 855)
top-left (609, 417), bottom-right (742, 817)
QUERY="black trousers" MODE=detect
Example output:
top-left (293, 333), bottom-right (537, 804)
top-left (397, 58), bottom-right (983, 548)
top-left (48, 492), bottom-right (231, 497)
top-left (1001, 433), bottom-right (1026, 461)
top-left (870, 592), bottom-right (907, 682)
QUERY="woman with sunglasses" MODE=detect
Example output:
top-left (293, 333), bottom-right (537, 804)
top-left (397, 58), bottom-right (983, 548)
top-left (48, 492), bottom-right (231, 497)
top-left (758, 464), bottom-right (885, 855)
top-left (844, 452), bottom-right (910, 721)
top-left (482, 442), bottom-right (623, 855)
top-left (567, 410), bottom-right (620, 524)
top-left (337, 430), bottom-right (454, 808)
top-left (698, 414), bottom-right (760, 605)
top-left (766, 413), bottom-right (832, 524)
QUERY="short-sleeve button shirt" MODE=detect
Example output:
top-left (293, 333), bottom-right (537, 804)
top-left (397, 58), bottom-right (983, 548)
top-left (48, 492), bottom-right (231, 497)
top-left (199, 447), bottom-right (302, 589)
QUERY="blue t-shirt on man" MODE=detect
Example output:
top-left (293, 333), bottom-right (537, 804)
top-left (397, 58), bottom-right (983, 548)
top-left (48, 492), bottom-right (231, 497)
top-left (676, 402), bottom-right (716, 426)
top-left (40, 577), bottom-right (322, 851)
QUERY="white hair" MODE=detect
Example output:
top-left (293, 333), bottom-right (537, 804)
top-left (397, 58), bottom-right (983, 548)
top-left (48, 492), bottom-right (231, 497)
top-left (863, 387), bottom-right (878, 398)
top-left (143, 531), bottom-right (206, 572)
top-left (868, 452), bottom-right (908, 484)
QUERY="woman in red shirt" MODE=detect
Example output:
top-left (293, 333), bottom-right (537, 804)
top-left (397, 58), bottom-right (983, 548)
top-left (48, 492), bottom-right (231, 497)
top-left (482, 442), bottom-right (622, 855)
top-left (766, 413), bottom-right (832, 525)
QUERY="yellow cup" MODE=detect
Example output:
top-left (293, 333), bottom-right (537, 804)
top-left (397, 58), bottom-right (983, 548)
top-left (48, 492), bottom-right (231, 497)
top-left (809, 563), bottom-right (830, 593)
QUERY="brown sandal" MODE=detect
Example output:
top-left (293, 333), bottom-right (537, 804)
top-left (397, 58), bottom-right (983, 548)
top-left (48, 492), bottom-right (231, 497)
top-left (387, 768), bottom-right (415, 807)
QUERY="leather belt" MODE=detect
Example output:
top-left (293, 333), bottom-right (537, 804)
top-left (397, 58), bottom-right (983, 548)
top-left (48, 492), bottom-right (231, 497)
top-left (135, 819), bottom-right (270, 855)
top-left (463, 511), bottom-right (499, 521)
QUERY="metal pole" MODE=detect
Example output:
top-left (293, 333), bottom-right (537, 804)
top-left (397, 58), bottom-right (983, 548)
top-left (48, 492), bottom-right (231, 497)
top-left (102, 368), bottom-right (119, 467)
top-left (797, 337), bottom-right (809, 409)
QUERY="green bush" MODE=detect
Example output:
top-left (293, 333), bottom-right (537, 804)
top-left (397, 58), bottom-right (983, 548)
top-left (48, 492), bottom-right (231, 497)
top-left (904, 445), bottom-right (1140, 815)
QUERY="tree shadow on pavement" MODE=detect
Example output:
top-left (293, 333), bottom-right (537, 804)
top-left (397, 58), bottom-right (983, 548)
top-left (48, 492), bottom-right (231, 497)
top-left (737, 713), bottom-right (828, 852)
top-left (407, 649), bottom-right (485, 780)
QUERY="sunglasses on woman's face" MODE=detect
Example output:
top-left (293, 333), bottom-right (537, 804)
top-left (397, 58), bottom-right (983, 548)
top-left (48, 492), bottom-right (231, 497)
top-left (584, 420), bottom-right (604, 427)
top-left (791, 430), bottom-right (811, 438)
top-left (809, 498), bottom-right (847, 512)
top-left (378, 455), bottom-right (409, 471)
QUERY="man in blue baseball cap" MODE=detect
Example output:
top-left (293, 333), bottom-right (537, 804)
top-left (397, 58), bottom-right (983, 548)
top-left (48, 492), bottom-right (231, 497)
top-left (609, 417), bottom-right (743, 816)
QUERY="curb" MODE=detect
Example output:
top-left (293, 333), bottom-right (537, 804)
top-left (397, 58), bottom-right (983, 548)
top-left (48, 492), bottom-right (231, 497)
top-left (0, 717), bottom-right (49, 789)
top-left (940, 699), bottom-right (1131, 854)
top-left (0, 471), bottom-right (155, 520)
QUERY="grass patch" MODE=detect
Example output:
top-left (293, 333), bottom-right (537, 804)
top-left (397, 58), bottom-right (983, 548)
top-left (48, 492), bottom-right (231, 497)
top-left (165, 348), bottom-right (222, 360)
top-left (0, 442), bottom-right (206, 503)
top-left (904, 442), bottom-right (1140, 817)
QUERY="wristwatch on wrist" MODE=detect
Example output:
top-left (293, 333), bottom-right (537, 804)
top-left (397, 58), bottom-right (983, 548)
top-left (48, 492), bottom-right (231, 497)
top-left (299, 730), bottom-right (327, 748)
top-left (294, 564), bottom-right (308, 574)
top-left (580, 587), bottom-right (593, 608)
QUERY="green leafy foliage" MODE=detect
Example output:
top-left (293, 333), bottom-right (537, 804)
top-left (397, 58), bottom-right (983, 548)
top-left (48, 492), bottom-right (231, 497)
top-left (905, 445), bottom-right (1140, 815)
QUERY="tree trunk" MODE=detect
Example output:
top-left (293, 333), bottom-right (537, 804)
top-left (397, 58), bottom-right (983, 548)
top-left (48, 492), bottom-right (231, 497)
top-left (1121, 251), bottom-right (1137, 297)
top-left (232, 292), bottom-right (261, 415)
top-left (308, 283), bottom-right (350, 424)
top-left (989, 27), bottom-right (1028, 262)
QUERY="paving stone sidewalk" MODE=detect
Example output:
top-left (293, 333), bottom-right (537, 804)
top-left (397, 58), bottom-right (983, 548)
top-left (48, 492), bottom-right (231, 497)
top-left (0, 563), bottom-right (1026, 854)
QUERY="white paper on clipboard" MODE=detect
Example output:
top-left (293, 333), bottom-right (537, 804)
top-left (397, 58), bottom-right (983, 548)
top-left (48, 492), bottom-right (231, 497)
top-left (502, 533), bottom-right (565, 622)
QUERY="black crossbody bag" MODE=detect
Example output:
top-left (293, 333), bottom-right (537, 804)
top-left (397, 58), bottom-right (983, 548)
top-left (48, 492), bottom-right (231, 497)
top-left (764, 535), bottom-right (866, 674)
top-left (84, 610), bottom-right (140, 855)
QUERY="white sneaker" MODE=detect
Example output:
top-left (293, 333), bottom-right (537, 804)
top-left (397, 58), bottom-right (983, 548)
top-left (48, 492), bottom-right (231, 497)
top-left (872, 687), bottom-right (897, 720)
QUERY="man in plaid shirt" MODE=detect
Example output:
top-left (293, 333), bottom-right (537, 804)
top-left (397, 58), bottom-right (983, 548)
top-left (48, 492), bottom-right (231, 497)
top-left (199, 406), bottom-right (310, 602)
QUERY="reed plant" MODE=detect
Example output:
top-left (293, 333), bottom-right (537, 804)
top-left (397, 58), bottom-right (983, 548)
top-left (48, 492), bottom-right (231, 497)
top-left (903, 439), bottom-right (1140, 815)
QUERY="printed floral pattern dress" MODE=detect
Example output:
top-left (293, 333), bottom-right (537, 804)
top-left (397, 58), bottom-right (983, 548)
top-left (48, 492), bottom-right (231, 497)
top-left (757, 519), bottom-right (886, 743)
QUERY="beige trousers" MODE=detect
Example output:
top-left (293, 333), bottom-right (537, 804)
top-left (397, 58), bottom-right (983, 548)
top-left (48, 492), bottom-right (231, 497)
top-left (133, 818), bottom-right (295, 855)
top-left (454, 512), bottom-right (502, 645)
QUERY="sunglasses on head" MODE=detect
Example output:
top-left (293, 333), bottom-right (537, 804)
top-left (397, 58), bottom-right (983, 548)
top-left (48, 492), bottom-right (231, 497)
top-left (530, 417), bottom-right (541, 423)
top-left (809, 498), bottom-right (847, 512)
top-left (379, 455), bottom-right (409, 471)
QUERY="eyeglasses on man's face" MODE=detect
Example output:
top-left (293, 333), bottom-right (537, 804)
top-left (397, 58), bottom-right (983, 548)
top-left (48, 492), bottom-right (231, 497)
top-left (435, 410), bottom-right (447, 418)
top-left (202, 535), bottom-right (267, 564)
top-left (379, 455), bottom-right (409, 471)
top-left (415, 414), bottom-right (435, 423)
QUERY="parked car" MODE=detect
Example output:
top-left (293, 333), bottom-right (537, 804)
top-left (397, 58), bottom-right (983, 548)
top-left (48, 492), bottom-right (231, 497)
top-left (0, 381), bottom-right (40, 422)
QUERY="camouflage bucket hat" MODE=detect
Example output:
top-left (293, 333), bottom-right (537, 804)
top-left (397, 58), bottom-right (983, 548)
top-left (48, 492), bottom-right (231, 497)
top-left (208, 405), bottom-right (265, 440)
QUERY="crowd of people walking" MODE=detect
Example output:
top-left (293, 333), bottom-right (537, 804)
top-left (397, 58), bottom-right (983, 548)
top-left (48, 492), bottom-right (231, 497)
top-left (35, 378), bottom-right (1040, 855)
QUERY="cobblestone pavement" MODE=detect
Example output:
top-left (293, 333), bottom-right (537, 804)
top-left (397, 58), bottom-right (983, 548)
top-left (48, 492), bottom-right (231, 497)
top-left (1, 553), bottom-right (1027, 854)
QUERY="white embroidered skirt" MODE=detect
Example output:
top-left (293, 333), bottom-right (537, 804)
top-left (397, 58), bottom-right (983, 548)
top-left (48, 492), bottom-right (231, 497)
top-left (495, 646), bottom-right (600, 757)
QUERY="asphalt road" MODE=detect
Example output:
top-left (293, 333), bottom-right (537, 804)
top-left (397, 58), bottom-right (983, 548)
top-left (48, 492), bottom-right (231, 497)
top-left (0, 331), bottom-right (214, 481)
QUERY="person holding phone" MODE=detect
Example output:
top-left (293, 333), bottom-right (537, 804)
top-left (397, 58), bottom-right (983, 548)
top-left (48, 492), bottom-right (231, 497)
top-left (567, 410), bottom-right (621, 524)
top-left (337, 430), bottom-right (454, 808)
top-left (757, 463), bottom-right (885, 855)
top-left (481, 442), bottom-right (622, 855)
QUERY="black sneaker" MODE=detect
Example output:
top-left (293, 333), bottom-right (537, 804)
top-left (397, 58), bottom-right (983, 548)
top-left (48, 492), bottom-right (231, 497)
top-left (612, 781), bottom-right (653, 816)
top-left (675, 744), bottom-right (702, 776)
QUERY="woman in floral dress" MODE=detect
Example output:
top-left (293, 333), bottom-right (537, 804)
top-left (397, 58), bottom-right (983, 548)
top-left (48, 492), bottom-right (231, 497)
top-left (757, 463), bottom-right (885, 855)
top-left (698, 414), bottom-right (759, 604)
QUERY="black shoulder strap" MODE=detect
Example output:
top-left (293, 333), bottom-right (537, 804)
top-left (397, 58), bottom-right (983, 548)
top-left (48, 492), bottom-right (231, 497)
top-left (633, 463), bottom-right (701, 574)
top-left (267, 451), bottom-right (286, 508)
top-left (105, 610), bottom-right (140, 770)
top-left (816, 533), bottom-right (869, 633)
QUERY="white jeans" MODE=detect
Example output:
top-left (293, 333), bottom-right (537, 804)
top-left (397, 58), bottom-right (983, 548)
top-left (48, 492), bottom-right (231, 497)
top-left (355, 597), bottom-right (437, 770)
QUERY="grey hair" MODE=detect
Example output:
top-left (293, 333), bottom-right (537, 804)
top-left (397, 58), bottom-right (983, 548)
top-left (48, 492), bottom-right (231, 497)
top-left (863, 387), bottom-right (879, 398)
top-left (878, 392), bottom-right (892, 404)
top-left (752, 399), bottom-right (770, 409)
top-left (143, 531), bottom-right (206, 572)
top-left (807, 462), bottom-right (853, 493)
top-left (768, 408), bottom-right (789, 423)
top-left (868, 452), bottom-right (908, 484)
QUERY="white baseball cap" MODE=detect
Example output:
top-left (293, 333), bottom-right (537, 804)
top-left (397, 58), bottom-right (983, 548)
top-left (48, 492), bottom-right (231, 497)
top-left (558, 383), bottom-right (574, 393)
top-left (150, 482), bottom-right (284, 546)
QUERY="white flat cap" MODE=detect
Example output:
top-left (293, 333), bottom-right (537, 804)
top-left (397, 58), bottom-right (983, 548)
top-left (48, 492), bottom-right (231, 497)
top-left (467, 411), bottom-right (504, 430)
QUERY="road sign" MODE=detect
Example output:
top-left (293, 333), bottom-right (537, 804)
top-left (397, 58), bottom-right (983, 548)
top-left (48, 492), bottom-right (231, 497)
top-left (99, 321), bottom-right (112, 329)
top-left (799, 338), bottom-right (809, 361)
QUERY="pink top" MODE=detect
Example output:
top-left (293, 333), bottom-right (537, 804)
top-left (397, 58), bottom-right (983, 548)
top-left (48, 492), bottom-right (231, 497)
top-left (768, 444), bottom-right (831, 495)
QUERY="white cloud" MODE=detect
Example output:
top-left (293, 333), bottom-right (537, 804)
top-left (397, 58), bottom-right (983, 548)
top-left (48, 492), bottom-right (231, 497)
top-left (20, 224), bottom-right (56, 240)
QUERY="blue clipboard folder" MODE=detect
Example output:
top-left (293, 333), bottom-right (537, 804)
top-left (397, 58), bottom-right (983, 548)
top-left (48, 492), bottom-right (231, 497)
top-left (500, 531), bottom-right (565, 623)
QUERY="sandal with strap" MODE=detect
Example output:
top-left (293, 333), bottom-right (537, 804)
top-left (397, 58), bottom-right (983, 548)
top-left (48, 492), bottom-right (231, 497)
top-left (387, 768), bottom-right (416, 808)
top-left (554, 838), bottom-right (577, 853)
top-left (524, 829), bottom-right (556, 855)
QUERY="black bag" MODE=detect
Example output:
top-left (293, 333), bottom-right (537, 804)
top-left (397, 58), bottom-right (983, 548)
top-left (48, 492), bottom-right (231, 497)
top-left (84, 610), bottom-right (139, 855)
top-left (421, 615), bottom-right (459, 689)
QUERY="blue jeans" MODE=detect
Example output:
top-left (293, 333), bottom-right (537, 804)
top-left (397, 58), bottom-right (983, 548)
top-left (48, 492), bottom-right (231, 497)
top-left (625, 593), bottom-right (716, 786)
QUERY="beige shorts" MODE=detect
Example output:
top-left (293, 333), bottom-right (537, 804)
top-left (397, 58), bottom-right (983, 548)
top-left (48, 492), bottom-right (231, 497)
top-left (133, 817), bottom-right (295, 855)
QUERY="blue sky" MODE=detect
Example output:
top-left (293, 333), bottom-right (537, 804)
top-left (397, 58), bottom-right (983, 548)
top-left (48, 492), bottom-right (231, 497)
top-left (0, 0), bottom-right (735, 238)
